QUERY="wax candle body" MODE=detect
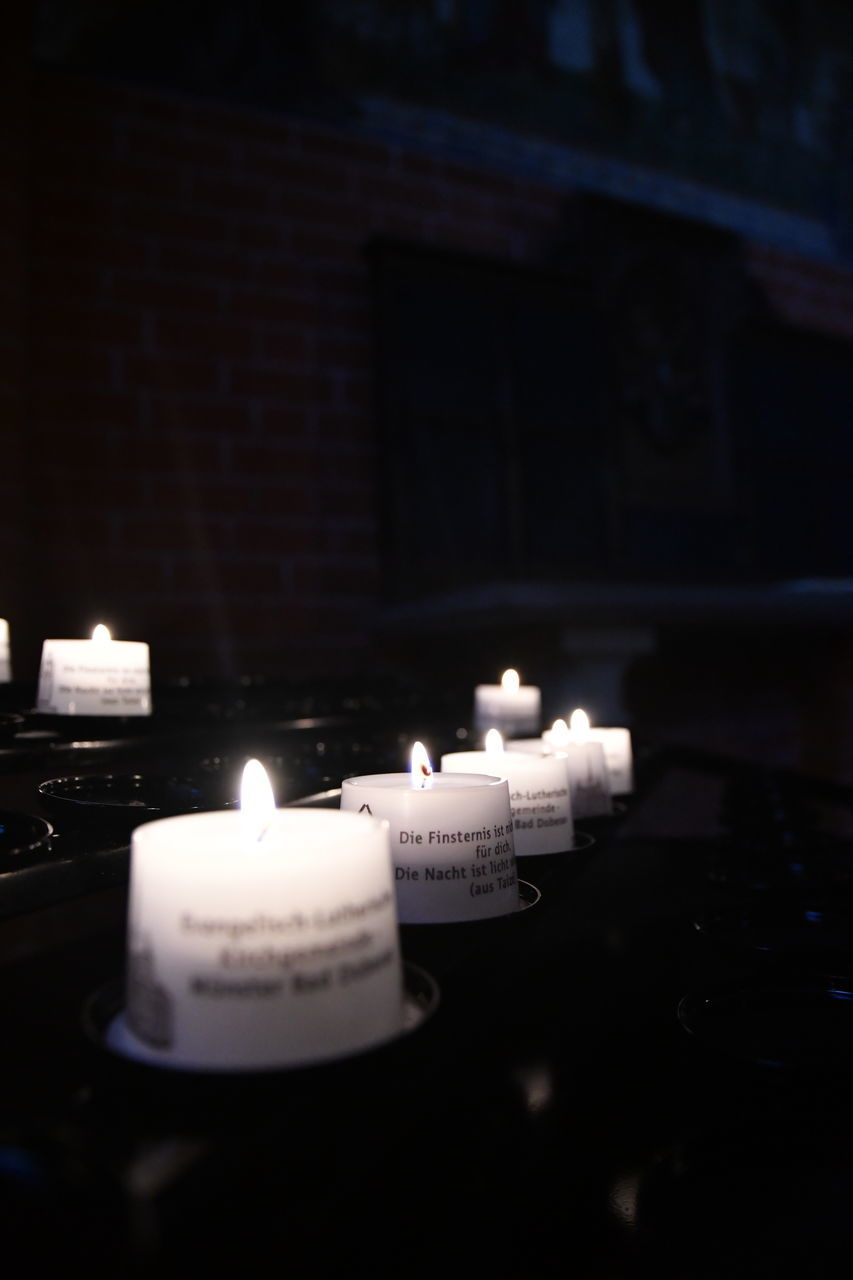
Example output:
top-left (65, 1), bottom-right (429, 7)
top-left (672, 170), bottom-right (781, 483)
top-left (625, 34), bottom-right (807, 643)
top-left (473, 682), bottom-right (541, 736)
top-left (509, 736), bottom-right (613, 819)
top-left (0, 619), bottom-right (9, 683)
top-left (341, 773), bottom-right (518, 924)
top-left (440, 750), bottom-right (574, 856)
top-left (558, 741), bottom-right (612, 819)
top-left (588, 727), bottom-right (634, 795)
top-left (121, 808), bottom-right (403, 1071)
top-left (37, 638), bottom-right (151, 716)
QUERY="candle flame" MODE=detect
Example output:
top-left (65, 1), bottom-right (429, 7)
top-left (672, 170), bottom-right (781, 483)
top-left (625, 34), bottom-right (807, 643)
top-left (484, 728), bottom-right (504, 754)
top-left (570, 708), bottom-right (590, 739)
top-left (501, 668), bottom-right (520, 693)
top-left (410, 741), bottom-right (433, 790)
top-left (91, 623), bottom-right (111, 643)
top-left (240, 758), bottom-right (276, 843)
top-left (550, 718), bottom-right (571, 749)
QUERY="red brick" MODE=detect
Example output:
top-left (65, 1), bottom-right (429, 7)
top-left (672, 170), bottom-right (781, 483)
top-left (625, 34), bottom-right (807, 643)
top-left (151, 479), bottom-right (311, 518)
top-left (314, 333), bottom-right (372, 371)
top-left (123, 353), bottom-right (222, 394)
top-left (219, 217), bottom-right (285, 253)
top-left (29, 259), bottom-right (107, 304)
top-left (189, 174), bottom-right (280, 218)
top-left (246, 258), bottom-right (314, 293)
top-left (253, 329), bottom-right (311, 364)
top-left (122, 123), bottom-right (234, 171)
top-left (109, 273), bottom-right (221, 314)
top-left (158, 241), bottom-right (252, 282)
top-left (151, 315), bottom-right (254, 360)
top-left (32, 189), bottom-right (114, 233)
top-left (293, 562), bottom-right (380, 596)
top-left (369, 209), bottom-right (431, 241)
top-left (37, 342), bottom-right (116, 385)
top-left (290, 226), bottom-right (363, 259)
top-left (104, 156), bottom-right (186, 201)
top-left (230, 444), bottom-right (318, 477)
top-left (278, 188), bottom-right (361, 232)
top-left (146, 396), bottom-right (254, 436)
top-left (32, 388), bottom-right (139, 429)
top-left (210, 560), bottom-right (287, 594)
top-left (32, 303), bottom-right (143, 347)
top-left (228, 364), bottom-right (321, 400)
top-left (300, 129), bottom-right (391, 170)
top-left (35, 226), bottom-right (151, 272)
top-left (233, 521), bottom-right (331, 555)
top-left (115, 201), bottom-right (226, 244)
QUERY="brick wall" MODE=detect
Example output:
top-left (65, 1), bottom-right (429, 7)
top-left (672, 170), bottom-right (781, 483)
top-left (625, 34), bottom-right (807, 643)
top-left (12, 69), bottom-right (566, 682)
top-left (6, 65), bottom-right (853, 683)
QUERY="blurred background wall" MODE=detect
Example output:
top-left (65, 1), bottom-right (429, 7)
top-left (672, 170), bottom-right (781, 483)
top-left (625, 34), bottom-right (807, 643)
top-left (3, 1), bottom-right (853, 775)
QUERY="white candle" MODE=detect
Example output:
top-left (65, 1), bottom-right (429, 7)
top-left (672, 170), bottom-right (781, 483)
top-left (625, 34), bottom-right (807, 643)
top-left (36, 624), bottom-right (151, 716)
top-left (541, 713), bottom-right (633, 794)
top-left (0, 618), bottom-right (9, 683)
top-left (546, 713), bottom-right (612, 819)
top-left (116, 761), bottom-right (404, 1071)
top-left (474, 668), bottom-right (541, 737)
top-left (441, 730), bottom-right (574, 857)
top-left (587, 726), bottom-right (633, 795)
top-left (340, 742), bottom-right (519, 924)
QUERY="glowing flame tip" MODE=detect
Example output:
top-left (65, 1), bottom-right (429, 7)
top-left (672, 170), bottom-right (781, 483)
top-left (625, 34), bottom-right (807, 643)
top-left (500, 668), bottom-right (520, 693)
top-left (410, 741), bottom-right (433, 789)
top-left (240, 758), bottom-right (276, 843)
top-left (484, 728), bottom-right (504, 755)
top-left (570, 708), bottom-right (590, 739)
top-left (91, 623), bottom-right (111, 643)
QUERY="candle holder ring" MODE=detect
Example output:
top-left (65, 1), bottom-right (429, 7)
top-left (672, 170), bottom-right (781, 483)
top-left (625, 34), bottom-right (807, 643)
top-left (82, 961), bottom-right (440, 1077)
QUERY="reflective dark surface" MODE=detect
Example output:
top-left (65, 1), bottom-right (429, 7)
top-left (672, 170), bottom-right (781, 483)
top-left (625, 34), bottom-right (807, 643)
top-left (1, 687), bottom-right (853, 1277)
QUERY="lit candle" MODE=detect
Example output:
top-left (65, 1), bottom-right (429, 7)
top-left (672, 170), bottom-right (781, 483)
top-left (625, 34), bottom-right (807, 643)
top-left (341, 742), bottom-right (519, 924)
top-left (441, 730), bottom-right (574, 857)
top-left (546, 712), bottom-right (612, 819)
top-left (36, 624), bottom-right (152, 716)
top-left (585, 724), bottom-right (634, 796)
top-left (0, 618), bottom-right (9, 683)
top-left (473, 668), bottom-right (541, 737)
top-left (113, 761), bottom-right (404, 1071)
top-left (539, 710), bottom-right (633, 795)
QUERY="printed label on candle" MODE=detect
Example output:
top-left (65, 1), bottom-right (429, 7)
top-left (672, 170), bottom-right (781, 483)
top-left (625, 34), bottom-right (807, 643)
top-left (37, 639), bottom-right (151, 716)
top-left (128, 892), bottom-right (397, 1049)
top-left (341, 774), bottom-right (519, 923)
top-left (393, 821), bottom-right (516, 893)
top-left (510, 785), bottom-right (570, 834)
top-left (440, 749), bottom-right (574, 856)
top-left (124, 809), bottom-right (403, 1070)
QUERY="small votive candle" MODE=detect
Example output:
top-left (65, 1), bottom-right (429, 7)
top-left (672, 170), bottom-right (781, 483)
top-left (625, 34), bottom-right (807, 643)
top-left (545, 713), bottom-right (612, 819)
top-left (37, 624), bottom-right (151, 716)
top-left (441, 730), bottom-right (574, 857)
top-left (473, 668), bottom-right (541, 737)
top-left (341, 742), bottom-right (519, 924)
top-left (586, 725), bottom-right (634, 795)
top-left (0, 618), bottom-right (10, 683)
top-left (116, 762), bottom-right (404, 1071)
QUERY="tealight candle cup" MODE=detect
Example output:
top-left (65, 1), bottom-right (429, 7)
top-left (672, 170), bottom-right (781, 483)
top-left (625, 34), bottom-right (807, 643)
top-left (473, 680), bottom-right (541, 737)
top-left (440, 750), bottom-right (574, 857)
top-left (37, 637), bottom-right (151, 717)
top-left (587, 727), bottom-right (634, 795)
top-left (341, 772), bottom-right (519, 924)
top-left (0, 618), bottom-right (10, 683)
top-left (116, 808), bottom-right (404, 1072)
